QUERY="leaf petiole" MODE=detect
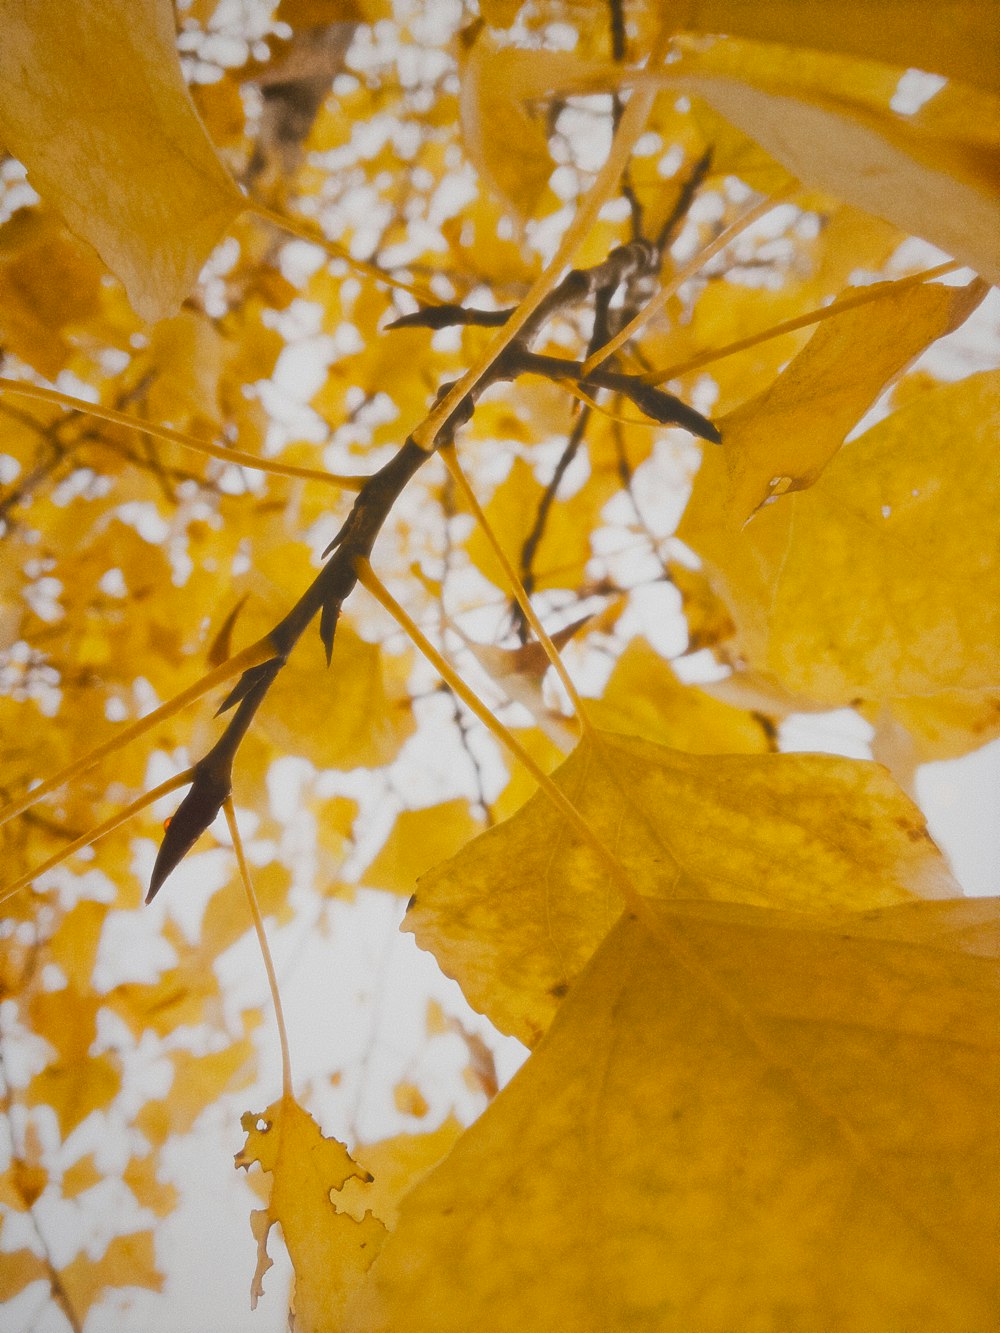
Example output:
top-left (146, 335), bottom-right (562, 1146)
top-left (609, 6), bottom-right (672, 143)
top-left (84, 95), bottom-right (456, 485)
top-left (354, 558), bottom-right (640, 914)
top-left (0, 767), bottom-right (194, 907)
top-left (0, 378), bottom-right (365, 489)
top-left (224, 799), bottom-right (293, 1102)
top-left (0, 637), bottom-right (277, 830)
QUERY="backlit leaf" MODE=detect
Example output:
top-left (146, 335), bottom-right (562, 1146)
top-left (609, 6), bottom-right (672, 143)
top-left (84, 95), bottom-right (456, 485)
top-left (716, 276), bottom-right (987, 520)
top-left (349, 897), bottom-right (1000, 1332)
top-left (235, 1094), bottom-right (387, 1331)
top-left (0, 0), bottom-right (243, 320)
top-left (679, 371), bottom-right (1000, 704)
top-left (409, 731), bottom-right (955, 1043)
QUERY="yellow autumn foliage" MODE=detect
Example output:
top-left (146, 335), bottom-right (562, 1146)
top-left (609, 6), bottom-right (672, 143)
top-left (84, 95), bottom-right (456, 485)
top-left (0, 3), bottom-right (997, 1331)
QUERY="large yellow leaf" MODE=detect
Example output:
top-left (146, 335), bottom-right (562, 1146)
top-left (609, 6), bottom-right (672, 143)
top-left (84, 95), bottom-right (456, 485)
top-left (235, 1094), bottom-right (386, 1332)
top-left (674, 1), bottom-right (1000, 97)
top-left (347, 897), bottom-right (1000, 1332)
top-left (408, 731), bottom-right (955, 1043)
top-left (715, 276), bottom-right (987, 521)
top-left (0, 0), bottom-right (243, 321)
top-left (664, 50), bottom-right (1000, 283)
top-left (678, 370), bottom-right (1000, 705)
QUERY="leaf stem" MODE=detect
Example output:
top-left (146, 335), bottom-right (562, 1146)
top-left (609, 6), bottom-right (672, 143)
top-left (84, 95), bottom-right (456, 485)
top-left (0, 767), bottom-right (195, 907)
top-left (581, 186), bottom-right (797, 376)
top-left (0, 378), bottom-right (365, 489)
top-left (411, 33), bottom-right (670, 451)
top-left (249, 203), bottom-right (440, 307)
top-left (0, 637), bottom-right (276, 831)
top-left (354, 558), bottom-right (640, 913)
top-left (438, 445), bottom-right (592, 737)
top-left (644, 259), bottom-right (961, 385)
top-left (224, 799), bottom-right (293, 1102)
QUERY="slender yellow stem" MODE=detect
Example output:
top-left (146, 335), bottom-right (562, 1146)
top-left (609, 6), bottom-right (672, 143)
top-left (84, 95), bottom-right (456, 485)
top-left (0, 378), bottom-right (365, 489)
top-left (439, 445), bottom-right (592, 737)
top-left (0, 637), bottom-right (276, 830)
top-left (412, 34), bottom-right (672, 452)
top-left (250, 203), bottom-right (440, 307)
top-left (224, 800), bottom-right (293, 1101)
top-left (559, 379), bottom-right (656, 427)
top-left (355, 558), bottom-right (640, 913)
top-left (644, 259), bottom-right (961, 385)
top-left (0, 768), bottom-right (194, 908)
top-left (581, 187), bottom-right (797, 377)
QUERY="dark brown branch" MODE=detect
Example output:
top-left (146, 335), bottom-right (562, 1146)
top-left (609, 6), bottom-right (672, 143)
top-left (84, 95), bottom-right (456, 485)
top-left (496, 348), bottom-right (721, 442)
top-left (514, 408), bottom-right (592, 643)
top-left (149, 241), bottom-right (720, 898)
top-left (656, 147), bottom-right (713, 253)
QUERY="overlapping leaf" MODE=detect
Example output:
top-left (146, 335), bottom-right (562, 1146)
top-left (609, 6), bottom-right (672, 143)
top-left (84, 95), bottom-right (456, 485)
top-left (347, 897), bottom-right (1000, 1332)
top-left (714, 276), bottom-right (987, 520)
top-left (0, 0), bottom-right (242, 319)
top-left (407, 731), bottom-right (955, 1043)
top-left (666, 44), bottom-right (1000, 283)
top-left (679, 370), bottom-right (1000, 705)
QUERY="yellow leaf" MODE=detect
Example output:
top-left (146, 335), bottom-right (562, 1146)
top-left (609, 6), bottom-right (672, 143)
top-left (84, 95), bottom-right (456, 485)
top-left (409, 731), bottom-right (954, 1044)
top-left (679, 371), bottom-right (1000, 704)
top-left (123, 1155), bottom-right (178, 1218)
top-left (874, 691), bottom-right (1000, 765)
top-left (466, 457), bottom-right (593, 594)
top-left (108, 962), bottom-right (219, 1039)
top-left (25, 986), bottom-right (122, 1136)
top-left (234, 547), bottom-right (416, 772)
top-left (0, 1159), bottom-right (47, 1210)
top-left (589, 638), bottom-right (774, 754)
top-left (668, 49), bottom-right (1000, 283)
top-left (457, 25), bottom-right (571, 219)
top-left (61, 1152), bottom-right (103, 1200)
top-left (46, 900), bottom-right (108, 991)
top-left (144, 310), bottom-right (226, 432)
top-left (0, 1248), bottom-right (47, 1301)
top-left (263, 622), bottom-right (415, 771)
top-left (0, 0), bottom-right (243, 320)
top-left (60, 1230), bottom-right (163, 1320)
top-left (675, 1), bottom-right (1000, 98)
top-left (338, 1117), bottom-right (464, 1230)
top-left (235, 1094), bottom-right (387, 1330)
top-left (26, 1052), bottom-right (122, 1139)
top-left (716, 276), bottom-right (988, 520)
top-left (136, 1023), bottom-right (259, 1146)
top-left (348, 898), bottom-right (1000, 1332)
top-left (668, 561), bottom-right (736, 654)
top-left (362, 800), bottom-right (484, 896)
top-left (0, 209), bottom-right (104, 377)
top-left (393, 1081), bottom-right (429, 1118)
